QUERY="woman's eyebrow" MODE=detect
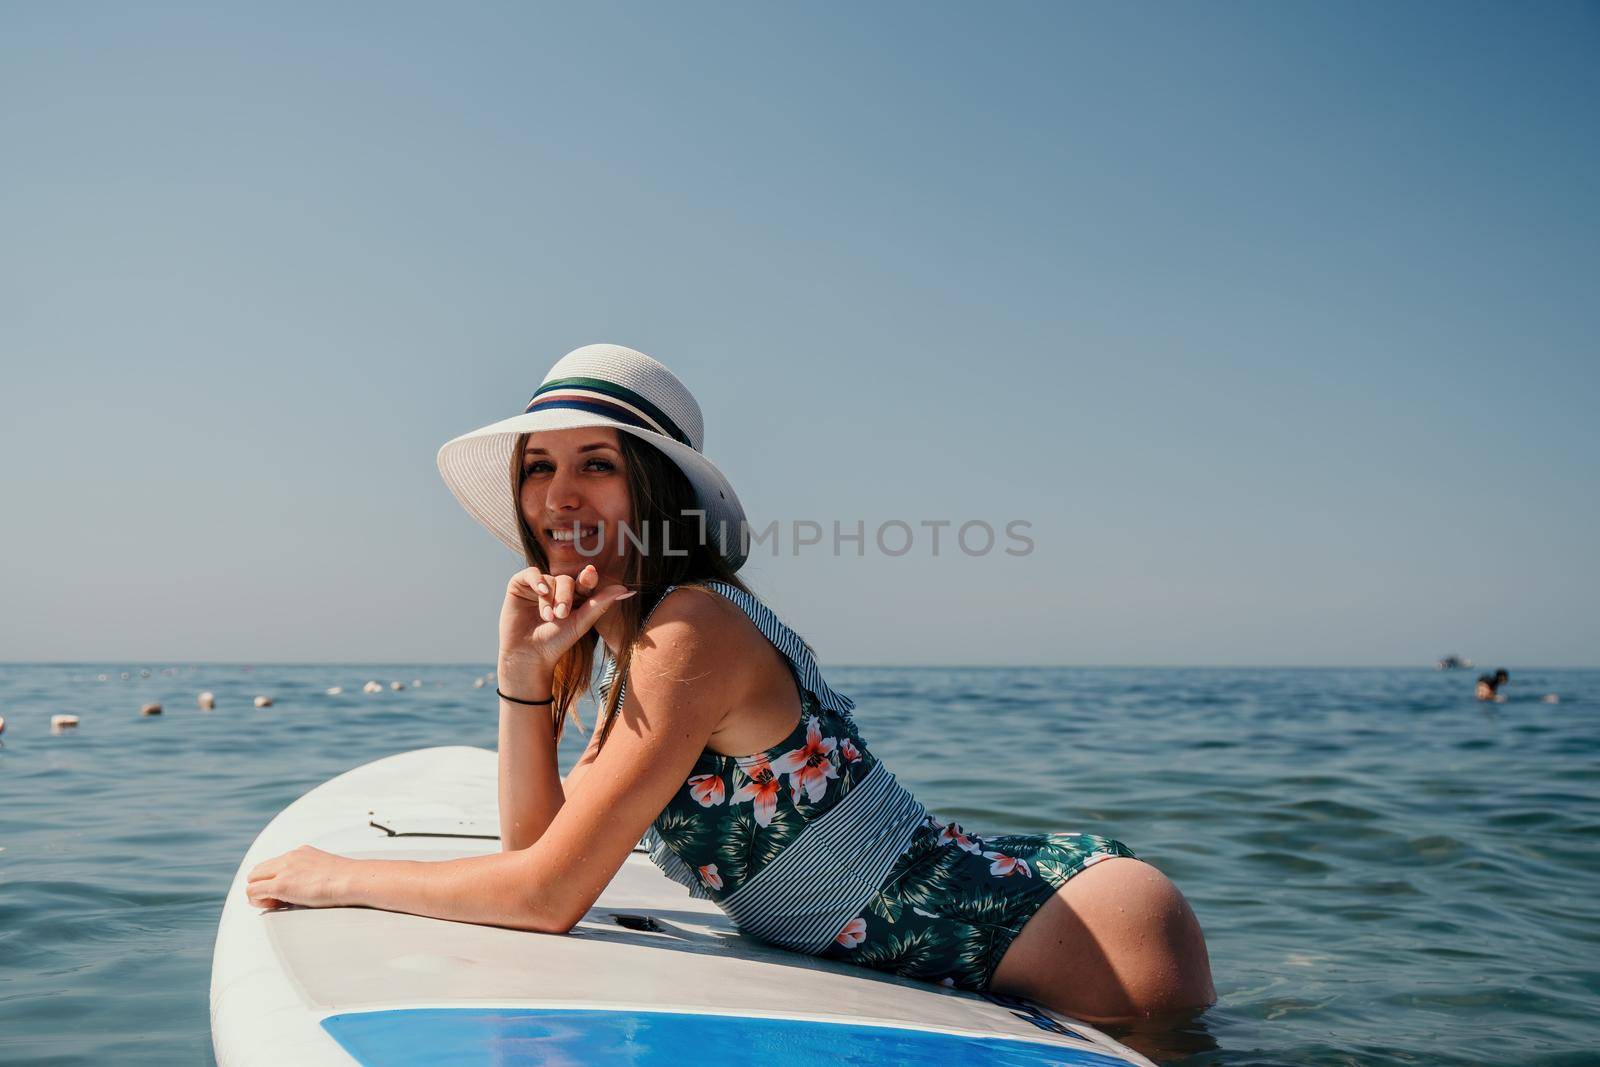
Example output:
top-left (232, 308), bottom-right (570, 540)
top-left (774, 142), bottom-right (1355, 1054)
top-left (522, 443), bottom-right (618, 455)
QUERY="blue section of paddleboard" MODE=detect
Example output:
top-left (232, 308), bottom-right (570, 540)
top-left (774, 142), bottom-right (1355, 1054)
top-left (320, 1007), bottom-right (1137, 1066)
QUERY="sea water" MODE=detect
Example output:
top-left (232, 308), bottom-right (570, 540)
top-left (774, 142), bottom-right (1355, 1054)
top-left (0, 664), bottom-right (1594, 1065)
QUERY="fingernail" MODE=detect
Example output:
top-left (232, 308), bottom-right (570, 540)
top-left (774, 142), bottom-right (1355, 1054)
top-left (536, 583), bottom-right (549, 594)
top-left (616, 590), bottom-right (638, 600)
top-left (555, 604), bottom-right (568, 618)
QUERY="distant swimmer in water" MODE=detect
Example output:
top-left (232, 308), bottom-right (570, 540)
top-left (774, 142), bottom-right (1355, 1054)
top-left (1476, 669), bottom-right (1509, 702)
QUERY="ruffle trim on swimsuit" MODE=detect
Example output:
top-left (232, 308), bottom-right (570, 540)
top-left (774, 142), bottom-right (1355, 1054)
top-left (640, 826), bottom-right (712, 900)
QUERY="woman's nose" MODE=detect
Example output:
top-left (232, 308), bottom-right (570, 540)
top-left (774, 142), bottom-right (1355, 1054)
top-left (543, 466), bottom-right (584, 511)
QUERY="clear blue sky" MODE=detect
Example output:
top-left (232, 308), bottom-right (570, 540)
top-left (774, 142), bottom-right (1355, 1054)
top-left (3, 2), bottom-right (1595, 666)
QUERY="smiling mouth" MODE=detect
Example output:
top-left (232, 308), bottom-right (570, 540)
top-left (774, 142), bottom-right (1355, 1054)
top-left (547, 524), bottom-right (603, 544)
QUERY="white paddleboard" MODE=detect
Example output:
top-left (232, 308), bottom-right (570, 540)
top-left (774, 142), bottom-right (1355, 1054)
top-left (210, 746), bottom-right (1153, 1066)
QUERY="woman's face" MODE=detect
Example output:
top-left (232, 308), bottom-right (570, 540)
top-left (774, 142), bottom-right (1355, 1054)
top-left (518, 427), bottom-right (633, 582)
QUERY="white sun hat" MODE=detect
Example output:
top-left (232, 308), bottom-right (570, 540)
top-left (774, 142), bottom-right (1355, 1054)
top-left (436, 344), bottom-right (749, 570)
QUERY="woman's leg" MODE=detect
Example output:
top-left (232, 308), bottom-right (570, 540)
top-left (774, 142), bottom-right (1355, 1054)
top-left (989, 857), bottom-right (1215, 1024)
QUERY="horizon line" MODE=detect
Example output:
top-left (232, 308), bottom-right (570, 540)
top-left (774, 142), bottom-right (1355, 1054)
top-left (1, 660), bottom-right (1592, 671)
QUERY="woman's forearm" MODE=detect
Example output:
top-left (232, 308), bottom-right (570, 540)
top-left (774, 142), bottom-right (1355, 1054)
top-left (336, 850), bottom-right (568, 933)
top-left (496, 673), bottom-right (565, 852)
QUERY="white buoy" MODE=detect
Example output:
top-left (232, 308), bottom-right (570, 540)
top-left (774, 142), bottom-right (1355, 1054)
top-left (139, 668), bottom-right (151, 678)
top-left (363, 681), bottom-right (383, 694)
top-left (410, 679), bottom-right (422, 689)
top-left (51, 714), bottom-right (80, 733)
top-left (472, 677), bottom-right (485, 688)
top-left (253, 695), bottom-right (273, 708)
top-left (0, 714), bottom-right (6, 736)
top-left (97, 673), bottom-right (109, 682)
top-left (198, 691), bottom-right (216, 710)
top-left (120, 671), bottom-right (131, 681)
top-left (390, 681), bottom-right (404, 691)
top-left (1542, 693), bottom-right (1560, 704)
top-left (140, 703), bottom-right (163, 717)
top-left (325, 686), bottom-right (344, 696)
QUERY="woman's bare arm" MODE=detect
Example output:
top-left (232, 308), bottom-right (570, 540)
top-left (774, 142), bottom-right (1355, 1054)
top-left (496, 682), bottom-right (566, 851)
top-left (247, 589), bottom-right (741, 932)
top-left (498, 695), bottom-right (606, 852)
top-left (493, 563), bottom-right (629, 851)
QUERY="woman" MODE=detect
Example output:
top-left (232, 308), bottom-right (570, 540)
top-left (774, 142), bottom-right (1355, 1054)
top-left (247, 344), bottom-right (1215, 1024)
top-left (1476, 669), bottom-right (1509, 702)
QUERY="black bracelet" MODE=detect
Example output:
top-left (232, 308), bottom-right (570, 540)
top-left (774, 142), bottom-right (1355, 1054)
top-left (496, 687), bottom-right (555, 707)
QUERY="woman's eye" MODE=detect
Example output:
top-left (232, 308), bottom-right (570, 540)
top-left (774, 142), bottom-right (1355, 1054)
top-left (521, 458), bottom-right (614, 477)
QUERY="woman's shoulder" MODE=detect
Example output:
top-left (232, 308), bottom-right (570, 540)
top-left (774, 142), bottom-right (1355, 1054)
top-left (641, 582), bottom-right (745, 634)
top-left (632, 583), bottom-right (766, 676)
top-left (633, 579), bottom-right (790, 713)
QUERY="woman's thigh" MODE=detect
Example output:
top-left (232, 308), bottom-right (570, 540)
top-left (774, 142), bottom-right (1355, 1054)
top-left (988, 857), bottom-right (1214, 1023)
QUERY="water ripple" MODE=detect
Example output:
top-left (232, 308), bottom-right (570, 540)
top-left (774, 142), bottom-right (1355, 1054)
top-left (2, 663), bottom-right (1598, 1065)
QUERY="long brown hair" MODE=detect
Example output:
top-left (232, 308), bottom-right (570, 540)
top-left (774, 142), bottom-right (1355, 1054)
top-left (511, 429), bottom-right (750, 748)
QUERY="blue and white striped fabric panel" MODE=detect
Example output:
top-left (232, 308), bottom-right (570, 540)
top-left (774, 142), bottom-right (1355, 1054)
top-left (719, 762), bottom-right (927, 954)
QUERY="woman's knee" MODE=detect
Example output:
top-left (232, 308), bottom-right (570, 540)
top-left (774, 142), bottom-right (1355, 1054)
top-left (1088, 860), bottom-right (1214, 1011)
top-left (1005, 857), bottom-right (1214, 1020)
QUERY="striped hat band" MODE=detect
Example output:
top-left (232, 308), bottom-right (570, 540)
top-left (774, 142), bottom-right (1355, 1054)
top-left (524, 376), bottom-right (694, 449)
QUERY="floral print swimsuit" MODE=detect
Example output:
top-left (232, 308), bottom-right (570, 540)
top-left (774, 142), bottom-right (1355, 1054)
top-left (630, 584), bottom-right (1137, 993)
